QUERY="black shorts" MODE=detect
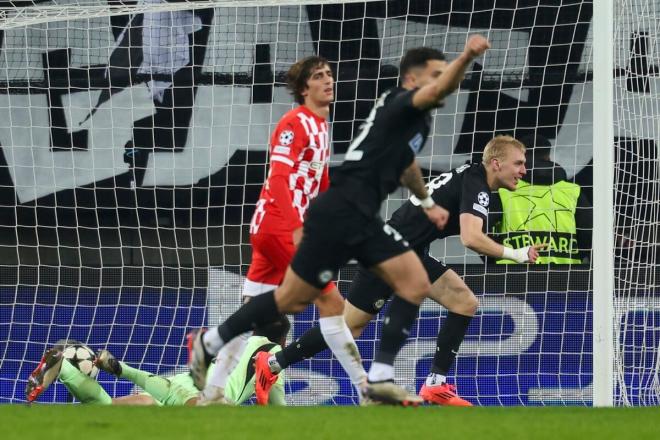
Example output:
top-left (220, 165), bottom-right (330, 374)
top-left (291, 189), bottom-right (410, 289)
top-left (347, 249), bottom-right (449, 315)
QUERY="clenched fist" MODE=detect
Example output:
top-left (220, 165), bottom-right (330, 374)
top-left (464, 34), bottom-right (490, 59)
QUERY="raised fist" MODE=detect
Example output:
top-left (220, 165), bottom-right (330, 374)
top-left (464, 34), bottom-right (491, 58)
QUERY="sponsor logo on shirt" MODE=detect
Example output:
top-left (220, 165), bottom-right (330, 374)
top-left (408, 132), bottom-right (424, 154)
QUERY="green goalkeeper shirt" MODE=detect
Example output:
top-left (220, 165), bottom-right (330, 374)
top-left (142, 336), bottom-right (286, 406)
top-left (223, 335), bottom-right (286, 406)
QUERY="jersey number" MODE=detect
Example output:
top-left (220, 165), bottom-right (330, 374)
top-left (344, 91), bottom-right (391, 162)
top-left (410, 163), bottom-right (470, 206)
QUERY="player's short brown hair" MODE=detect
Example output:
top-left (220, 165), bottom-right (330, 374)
top-left (482, 135), bottom-right (526, 165)
top-left (286, 56), bottom-right (331, 105)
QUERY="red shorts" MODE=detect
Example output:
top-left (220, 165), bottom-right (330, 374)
top-left (243, 232), bottom-right (335, 296)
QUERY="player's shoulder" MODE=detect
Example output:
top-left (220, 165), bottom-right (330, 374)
top-left (382, 86), bottom-right (413, 105)
top-left (280, 105), bottom-right (322, 124)
top-left (277, 106), bottom-right (301, 126)
top-left (457, 162), bottom-right (488, 185)
top-left (272, 107), bottom-right (310, 147)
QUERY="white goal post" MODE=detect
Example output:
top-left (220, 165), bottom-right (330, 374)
top-left (592, 0), bottom-right (615, 407)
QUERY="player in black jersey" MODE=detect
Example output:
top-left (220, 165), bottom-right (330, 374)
top-left (189, 35), bottom-right (491, 405)
top-left (257, 135), bottom-right (545, 406)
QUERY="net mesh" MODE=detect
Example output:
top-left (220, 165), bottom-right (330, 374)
top-left (612, 0), bottom-right (660, 407)
top-left (0, 0), bottom-right (604, 406)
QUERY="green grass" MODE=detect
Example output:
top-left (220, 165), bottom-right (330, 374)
top-left (2, 405), bottom-right (659, 440)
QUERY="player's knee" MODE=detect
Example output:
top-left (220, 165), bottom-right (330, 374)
top-left (464, 292), bottom-right (479, 316)
top-left (314, 291), bottom-right (344, 317)
top-left (349, 321), bottom-right (368, 338)
top-left (411, 278), bottom-right (432, 300)
top-left (449, 289), bottom-right (479, 316)
top-left (396, 278), bottom-right (431, 304)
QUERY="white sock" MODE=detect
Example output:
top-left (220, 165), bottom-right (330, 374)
top-left (202, 327), bottom-right (224, 354)
top-left (425, 373), bottom-right (447, 387)
top-left (368, 362), bottom-right (394, 382)
top-left (206, 332), bottom-right (250, 389)
top-left (319, 315), bottom-right (367, 387)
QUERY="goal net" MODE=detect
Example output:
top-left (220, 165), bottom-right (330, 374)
top-left (612, 0), bottom-right (660, 406)
top-left (0, 0), bottom-right (624, 406)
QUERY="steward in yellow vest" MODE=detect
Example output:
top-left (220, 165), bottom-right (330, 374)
top-left (496, 180), bottom-right (582, 263)
top-left (492, 133), bottom-right (592, 264)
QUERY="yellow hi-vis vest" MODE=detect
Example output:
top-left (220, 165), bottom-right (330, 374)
top-left (496, 180), bottom-right (582, 264)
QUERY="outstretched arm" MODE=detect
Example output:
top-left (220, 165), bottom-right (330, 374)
top-left (412, 35), bottom-right (490, 110)
top-left (460, 213), bottom-right (544, 263)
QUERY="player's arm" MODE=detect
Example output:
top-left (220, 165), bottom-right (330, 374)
top-left (459, 213), bottom-right (544, 263)
top-left (412, 35), bottom-right (490, 111)
top-left (268, 164), bottom-right (303, 243)
top-left (400, 161), bottom-right (449, 229)
top-left (319, 164), bottom-right (330, 193)
top-left (269, 124), bottom-right (305, 244)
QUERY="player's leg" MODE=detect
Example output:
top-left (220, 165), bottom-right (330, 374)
top-left (96, 349), bottom-right (199, 406)
top-left (356, 222), bottom-right (429, 405)
top-left (199, 325), bottom-right (250, 403)
top-left (26, 346), bottom-right (113, 404)
top-left (189, 257), bottom-right (324, 391)
top-left (201, 232), bottom-right (291, 401)
top-left (264, 269), bottom-right (390, 402)
top-left (420, 263), bottom-right (477, 406)
top-left (191, 190), bottom-right (351, 393)
top-left (25, 348), bottom-right (65, 403)
top-left (266, 300), bottom-right (375, 374)
top-left (367, 251), bottom-right (430, 381)
top-left (189, 234), bottom-right (315, 391)
top-left (271, 196), bottom-right (370, 401)
top-left (58, 360), bottom-right (113, 404)
top-left (260, 269), bottom-right (387, 403)
top-left (313, 283), bottom-right (368, 397)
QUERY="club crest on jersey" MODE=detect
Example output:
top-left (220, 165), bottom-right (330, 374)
top-left (279, 130), bottom-right (295, 146)
top-left (408, 133), bottom-right (424, 154)
top-left (478, 191), bottom-right (490, 207)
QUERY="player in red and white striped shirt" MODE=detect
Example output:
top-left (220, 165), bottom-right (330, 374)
top-left (192, 57), bottom-right (368, 404)
top-left (246, 101), bottom-right (331, 290)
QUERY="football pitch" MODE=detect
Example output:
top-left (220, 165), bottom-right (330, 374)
top-left (3, 405), bottom-right (659, 440)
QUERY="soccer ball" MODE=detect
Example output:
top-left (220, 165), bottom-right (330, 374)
top-left (61, 343), bottom-right (99, 379)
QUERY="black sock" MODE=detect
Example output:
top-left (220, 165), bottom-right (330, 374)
top-left (374, 296), bottom-right (420, 365)
top-left (275, 326), bottom-right (329, 369)
top-left (431, 311), bottom-right (472, 375)
top-left (217, 290), bottom-right (280, 343)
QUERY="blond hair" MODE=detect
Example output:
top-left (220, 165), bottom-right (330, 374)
top-left (482, 135), bottom-right (526, 165)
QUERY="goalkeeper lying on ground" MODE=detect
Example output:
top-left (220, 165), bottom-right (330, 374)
top-left (26, 316), bottom-right (289, 406)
